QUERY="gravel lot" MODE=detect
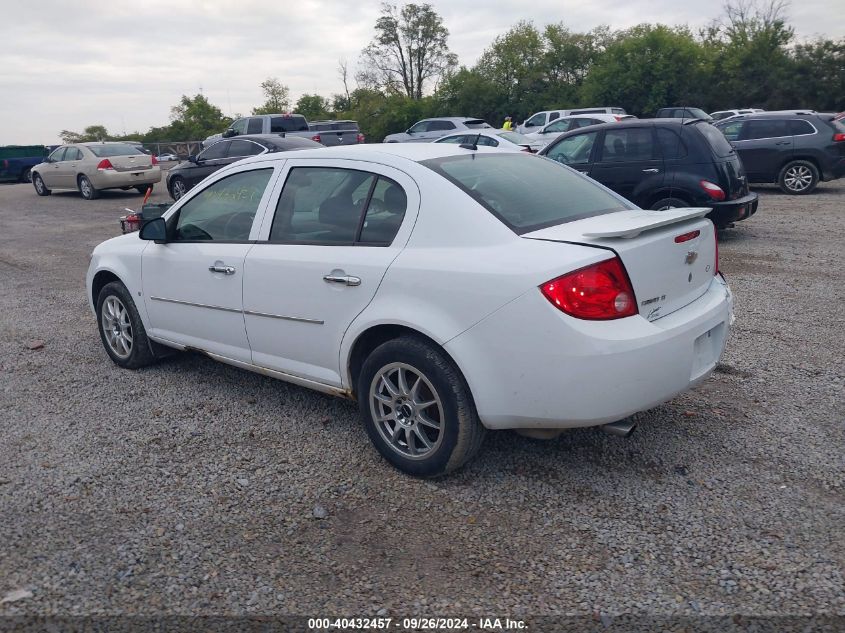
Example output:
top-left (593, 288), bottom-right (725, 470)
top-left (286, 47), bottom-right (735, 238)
top-left (0, 176), bottom-right (843, 621)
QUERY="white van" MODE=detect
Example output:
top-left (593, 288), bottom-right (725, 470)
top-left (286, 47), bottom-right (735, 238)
top-left (518, 107), bottom-right (627, 133)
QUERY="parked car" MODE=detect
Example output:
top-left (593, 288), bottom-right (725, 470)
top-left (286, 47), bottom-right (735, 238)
top-left (655, 107), bottom-right (713, 122)
top-left (204, 113), bottom-right (313, 147)
top-left (524, 114), bottom-right (635, 148)
top-left (87, 143), bottom-right (733, 476)
top-left (166, 135), bottom-right (320, 200)
top-left (308, 120), bottom-right (365, 146)
top-left (540, 118), bottom-right (759, 228)
top-left (31, 142), bottom-right (161, 200)
top-left (0, 144), bottom-right (48, 183)
top-left (710, 109), bottom-right (762, 121)
top-left (518, 107), bottom-right (627, 134)
top-left (434, 129), bottom-right (543, 152)
top-left (383, 117), bottom-right (491, 143)
top-left (714, 111), bottom-right (845, 194)
top-left (156, 152), bottom-right (179, 162)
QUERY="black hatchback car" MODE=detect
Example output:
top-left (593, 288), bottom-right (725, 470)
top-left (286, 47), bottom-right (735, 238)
top-left (714, 111), bottom-right (845, 194)
top-left (540, 119), bottom-right (759, 228)
top-left (166, 135), bottom-right (321, 200)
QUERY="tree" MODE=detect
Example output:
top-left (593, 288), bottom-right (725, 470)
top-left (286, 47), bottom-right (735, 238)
top-left (295, 94), bottom-right (331, 120)
top-left (788, 38), bottom-right (845, 111)
top-left (359, 3), bottom-right (457, 99)
top-left (59, 125), bottom-right (111, 143)
top-left (168, 94), bottom-right (232, 141)
top-left (252, 77), bottom-right (291, 114)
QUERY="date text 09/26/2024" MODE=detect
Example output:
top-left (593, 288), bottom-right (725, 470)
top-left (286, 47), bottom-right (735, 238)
top-left (307, 617), bottom-right (527, 630)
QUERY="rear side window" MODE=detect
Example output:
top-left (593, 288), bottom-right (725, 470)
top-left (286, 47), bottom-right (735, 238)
top-left (88, 144), bottom-right (145, 157)
top-left (65, 148), bottom-right (83, 161)
top-left (199, 141), bottom-right (229, 160)
top-left (228, 140), bottom-right (263, 157)
top-left (657, 128), bottom-right (688, 159)
top-left (548, 112), bottom-right (560, 122)
top-left (269, 116), bottom-right (309, 133)
top-left (429, 121), bottom-right (457, 131)
top-left (789, 120), bottom-right (815, 135)
top-left (600, 128), bottom-right (655, 162)
top-left (697, 122), bottom-right (736, 157)
top-left (422, 153), bottom-right (632, 234)
top-left (247, 118), bottom-right (263, 134)
top-left (745, 120), bottom-right (790, 140)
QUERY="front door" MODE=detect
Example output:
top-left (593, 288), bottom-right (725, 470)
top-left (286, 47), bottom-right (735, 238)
top-left (40, 147), bottom-right (66, 188)
top-left (732, 119), bottom-right (792, 181)
top-left (141, 165), bottom-right (278, 362)
top-left (543, 130), bottom-right (600, 175)
top-left (185, 140), bottom-right (232, 189)
top-left (589, 127), bottom-right (664, 205)
top-left (243, 159), bottom-right (418, 387)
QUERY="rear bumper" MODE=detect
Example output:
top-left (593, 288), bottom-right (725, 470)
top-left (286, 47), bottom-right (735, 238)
top-left (707, 192), bottom-right (758, 226)
top-left (821, 157), bottom-right (845, 181)
top-left (89, 167), bottom-right (161, 190)
top-left (445, 275), bottom-right (733, 430)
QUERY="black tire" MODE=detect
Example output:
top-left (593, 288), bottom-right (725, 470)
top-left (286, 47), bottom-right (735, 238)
top-left (136, 185), bottom-right (153, 195)
top-left (96, 281), bottom-right (156, 369)
top-left (650, 197), bottom-right (689, 211)
top-left (169, 176), bottom-right (187, 200)
top-left (78, 174), bottom-right (100, 200)
top-left (19, 168), bottom-right (32, 183)
top-left (778, 160), bottom-right (819, 195)
top-left (32, 173), bottom-right (51, 196)
top-left (357, 335), bottom-right (485, 477)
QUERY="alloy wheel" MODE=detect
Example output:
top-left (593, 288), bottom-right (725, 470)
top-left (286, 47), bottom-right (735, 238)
top-left (369, 362), bottom-right (445, 460)
top-left (784, 165), bottom-right (813, 192)
top-left (172, 178), bottom-right (187, 199)
top-left (80, 177), bottom-right (92, 198)
top-left (34, 176), bottom-right (45, 194)
top-left (101, 296), bottom-right (133, 359)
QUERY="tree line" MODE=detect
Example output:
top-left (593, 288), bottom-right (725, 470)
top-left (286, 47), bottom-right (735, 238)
top-left (60, 0), bottom-right (844, 146)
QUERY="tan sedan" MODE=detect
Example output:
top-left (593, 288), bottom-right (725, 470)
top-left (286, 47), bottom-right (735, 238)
top-left (32, 142), bottom-right (161, 200)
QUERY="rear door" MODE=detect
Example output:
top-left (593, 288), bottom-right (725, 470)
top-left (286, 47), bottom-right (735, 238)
top-left (242, 159), bottom-right (419, 386)
top-left (423, 120), bottom-right (457, 141)
top-left (589, 127), bottom-right (664, 204)
top-left (732, 119), bottom-right (792, 181)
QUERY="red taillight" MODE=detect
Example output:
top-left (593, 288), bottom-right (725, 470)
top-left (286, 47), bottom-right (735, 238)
top-left (674, 229), bottom-right (701, 243)
top-left (311, 134), bottom-right (322, 143)
top-left (356, 133), bottom-right (365, 143)
top-left (700, 180), bottom-right (725, 201)
top-left (714, 227), bottom-right (719, 276)
top-left (151, 155), bottom-right (158, 165)
top-left (540, 257), bottom-right (638, 320)
top-left (833, 133), bottom-right (845, 142)
top-left (97, 159), bottom-right (114, 171)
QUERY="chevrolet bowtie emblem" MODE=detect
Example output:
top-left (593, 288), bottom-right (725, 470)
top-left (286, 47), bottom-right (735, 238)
top-left (685, 251), bottom-right (698, 265)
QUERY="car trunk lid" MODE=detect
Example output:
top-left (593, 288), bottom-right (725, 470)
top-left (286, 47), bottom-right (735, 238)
top-left (523, 208), bottom-right (717, 321)
top-left (108, 153), bottom-right (154, 172)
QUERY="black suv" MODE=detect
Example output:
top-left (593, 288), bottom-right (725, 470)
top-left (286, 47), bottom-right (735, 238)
top-left (539, 119), bottom-right (759, 228)
top-left (166, 135), bottom-right (320, 200)
top-left (714, 111), bottom-right (845, 194)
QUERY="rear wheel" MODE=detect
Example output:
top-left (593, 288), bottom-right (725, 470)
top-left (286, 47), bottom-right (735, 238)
top-left (96, 281), bottom-right (156, 369)
top-left (778, 160), bottom-right (818, 195)
top-left (78, 175), bottom-right (100, 199)
top-left (650, 197), bottom-right (689, 211)
top-left (358, 336), bottom-right (485, 477)
top-left (32, 173), bottom-right (51, 196)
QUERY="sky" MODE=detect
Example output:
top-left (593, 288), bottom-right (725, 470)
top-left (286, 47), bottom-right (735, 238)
top-left (1, 0), bottom-right (842, 145)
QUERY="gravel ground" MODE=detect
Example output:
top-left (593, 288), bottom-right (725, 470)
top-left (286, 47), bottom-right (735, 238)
top-left (0, 177), bottom-right (843, 620)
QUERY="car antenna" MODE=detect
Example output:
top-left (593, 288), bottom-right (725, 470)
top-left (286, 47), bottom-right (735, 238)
top-left (459, 133), bottom-right (481, 151)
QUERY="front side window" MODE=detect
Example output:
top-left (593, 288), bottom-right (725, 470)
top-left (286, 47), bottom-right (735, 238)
top-left (525, 114), bottom-right (545, 127)
top-left (408, 121), bottom-right (429, 134)
top-left (422, 153), bottom-right (631, 234)
top-left (545, 120), bottom-right (571, 134)
top-left (173, 169), bottom-right (273, 241)
top-left (719, 121), bottom-right (745, 141)
top-left (545, 132), bottom-right (598, 165)
top-left (247, 117), bottom-right (263, 134)
top-left (230, 119), bottom-right (248, 135)
top-left (599, 128), bottom-right (655, 162)
top-left (199, 141), bottom-right (229, 161)
top-left (548, 112), bottom-right (560, 122)
top-left (49, 147), bottom-right (67, 162)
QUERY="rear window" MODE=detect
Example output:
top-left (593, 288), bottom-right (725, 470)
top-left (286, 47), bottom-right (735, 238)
top-left (88, 144), bottom-right (145, 157)
top-left (463, 119), bottom-right (490, 129)
top-left (696, 122), bottom-right (735, 157)
top-left (422, 153), bottom-right (632, 234)
top-left (270, 116), bottom-right (309, 133)
top-left (498, 131), bottom-right (533, 144)
top-left (611, 108), bottom-right (626, 115)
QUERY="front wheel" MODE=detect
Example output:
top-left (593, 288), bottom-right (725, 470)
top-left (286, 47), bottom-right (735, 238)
top-left (778, 160), bottom-right (818, 195)
top-left (96, 281), bottom-right (156, 369)
top-left (358, 336), bottom-right (485, 477)
top-left (78, 175), bottom-right (100, 199)
top-left (19, 168), bottom-right (32, 183)
top-left (32, 173), bottom-right (51, 196)
top-left (169, 176), bottom-right (187, 200)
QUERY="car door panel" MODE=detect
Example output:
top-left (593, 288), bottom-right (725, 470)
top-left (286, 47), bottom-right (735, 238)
top-left (41, 147), bottom-right (66, 188)
top-left (243, 159), bottom-right (419, 386)
top-left (732, 119), bottom-right (792, 181)
top-left (589, 127), bottom-right (664, 205)
top-left (142, 164), bottom-right (279, 362)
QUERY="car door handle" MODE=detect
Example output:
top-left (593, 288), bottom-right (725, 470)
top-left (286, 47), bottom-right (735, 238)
top-left (642, 168), bottom-right (660, 173)
top-left (208, 264), bottom-right (236, 275)
top-left (775, 141), bottom-right (791, 145)
top-left (323, 274), bottom-right (361, 286)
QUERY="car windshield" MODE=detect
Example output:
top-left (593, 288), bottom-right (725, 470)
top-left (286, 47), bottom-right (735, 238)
top-left (422, 153), bottom-right (631, 234)
top-left (498, 131), bottom-right (533, 144)
top-left (88, 144), bottom-right (145, 157)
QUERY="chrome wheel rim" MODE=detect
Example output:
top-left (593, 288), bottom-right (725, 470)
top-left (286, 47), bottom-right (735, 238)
top-left (784, 166), bottom-right (812, 192)
top-left (369, 362), bottom-right (444, 460)
top-left (34, 176), bottom-right (44, 193)
top-left (172, 179), bottom-right (186, 199)
top-left (101, 296), bottom-right (133, 359)
top-left (80, 178), bottom-right (92, 197)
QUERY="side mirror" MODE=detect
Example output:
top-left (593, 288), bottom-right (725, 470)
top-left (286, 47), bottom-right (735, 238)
top-left (187, 154), bottom-right (198, 163)
top-left (406, 129), bottom-right (414, 135)
top-left (525, 122), bottom-right (535, 128)
top-left (139, 217), bottom-right (167, 243)
top-left (222, 128), bottom-right (236, 138)
top-left (45, 157), bottom-right (54, 163)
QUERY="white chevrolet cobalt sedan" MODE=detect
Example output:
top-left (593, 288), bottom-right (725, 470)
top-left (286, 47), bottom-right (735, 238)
top-left (87, 144), bottom-right (733, 477)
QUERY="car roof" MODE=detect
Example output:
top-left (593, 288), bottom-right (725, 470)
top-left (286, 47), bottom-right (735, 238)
top-left (236, 134), bottom-right (321, 146)
top-left (420, 117), bottom-right (487, 123)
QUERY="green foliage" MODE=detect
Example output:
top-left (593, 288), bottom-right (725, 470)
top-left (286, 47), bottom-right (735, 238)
top-left (295, 94), bottom-right (332, 120)
top-left (253, 77), bottom-right (291, 114)
top-left (59, 125), bottom-right (111, 143)
top-left (166, 94), bottom-right (232, 141)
